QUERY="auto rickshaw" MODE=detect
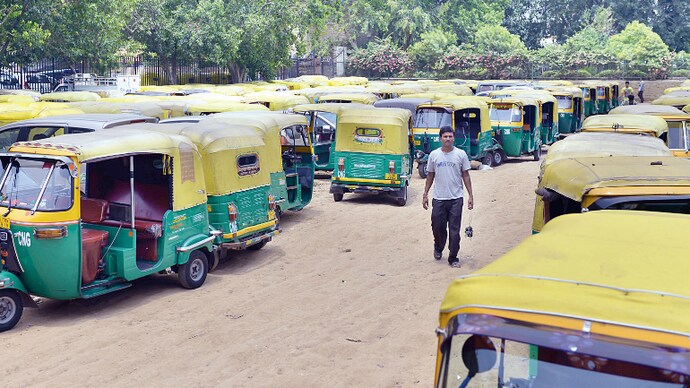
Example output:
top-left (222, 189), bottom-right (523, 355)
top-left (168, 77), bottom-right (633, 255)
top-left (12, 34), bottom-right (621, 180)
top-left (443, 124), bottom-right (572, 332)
top-left (330, 107), bottom-right (412, 206)
top-left (592, 82), bottom-right (613, 114)
top-left (577, 84), bottom-right (598, 116)
top-left (436, 210), bottom-right (690, 387)
top-left (533, 155), bottom-right (690, 233)
top-left (488, 97), bottom-right (542, 160)
top-left (0, 129), bottom-right (219, 331)
top-left (292, 103), bottom-right (374, 171)
top-left (609, 105), bottom-right (690, 157)
top-left (184, 101), bottom-right (269, 116)
top-left (67, 101), bottom-right (169, 120)
top-left (207, 111), bottom-right (314, 215)
top-left (580, 114), bottom-right (668, 138)
top-left (547, 87), bottom-right (585, 135)
top-left (317, 92), bottom-right (379, 105)
top-left (652, 94), bottom-right (690, 109)
top-left (611, 82), bottom-right (620, 107)
top-left (244, 92), bottom-right (310, 111)
top-left (413, 97), bottom-right (502, 176)
top-left (516, 91), bottom-right (559, 145)
top-left (131, 122), bottom-right (280, 252)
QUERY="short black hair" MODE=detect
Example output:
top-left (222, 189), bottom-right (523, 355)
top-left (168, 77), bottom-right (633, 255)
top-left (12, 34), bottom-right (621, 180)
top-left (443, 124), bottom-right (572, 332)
top-left (439, 126), bottom-right (454, 136)
top-left (625, 81), bottom-right (630, 85)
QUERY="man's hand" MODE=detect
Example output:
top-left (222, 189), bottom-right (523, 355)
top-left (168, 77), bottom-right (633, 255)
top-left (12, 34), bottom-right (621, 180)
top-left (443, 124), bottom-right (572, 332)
top-left (422, 193), bottom-right (429, 210)
top-left (467, 196), bottom-right (474, 210)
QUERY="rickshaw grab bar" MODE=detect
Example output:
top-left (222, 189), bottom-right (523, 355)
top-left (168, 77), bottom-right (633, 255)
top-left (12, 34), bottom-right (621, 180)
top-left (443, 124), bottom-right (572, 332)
top-left (176, 235), bottom-right (215, 253)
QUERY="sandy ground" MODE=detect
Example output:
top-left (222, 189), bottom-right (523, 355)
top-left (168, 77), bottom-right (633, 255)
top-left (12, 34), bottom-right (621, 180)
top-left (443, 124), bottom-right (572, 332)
top-left (2, 157), bottom-right (540, 387)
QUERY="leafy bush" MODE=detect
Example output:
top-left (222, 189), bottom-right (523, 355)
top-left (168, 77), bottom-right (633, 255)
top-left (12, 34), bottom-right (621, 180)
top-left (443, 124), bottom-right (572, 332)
top-left (347, 37), bottom-right (413, 78)
top-left (597, 69), bottom-right (620, 78)
top-left (672, 69), bottom-right (690, 78)
top-left (576, 69), bottom-right (592, 77)
top-left (541, 70), bottom-right (559, 78)
top-left (627, 70), bottom-right (647, 78)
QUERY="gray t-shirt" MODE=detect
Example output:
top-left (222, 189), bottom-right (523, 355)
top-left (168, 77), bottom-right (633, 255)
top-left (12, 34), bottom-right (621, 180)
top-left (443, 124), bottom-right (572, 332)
top-left (427, 147), bottom-right (470, 200)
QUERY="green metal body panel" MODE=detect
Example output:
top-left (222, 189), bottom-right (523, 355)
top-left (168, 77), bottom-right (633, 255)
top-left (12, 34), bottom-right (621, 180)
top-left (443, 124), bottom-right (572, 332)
top-left (0, 270), bottom-right (30, 294)
top-left (494, 125), bottom-right (540, 157)
top-left (314, 143), bottom-right (335, 171)
top-left (333, 151), bottom-right (410, 188)
top-left (558, 113), bottom-right (575, 134)
top-left (280, 153), bottom-right (314, 211)
top-left (208, 187), bottom-right (274, 243)
top-left (540, 123), bottom-right (558, 145)
top-left (10, 222), bottom-right (82, 299)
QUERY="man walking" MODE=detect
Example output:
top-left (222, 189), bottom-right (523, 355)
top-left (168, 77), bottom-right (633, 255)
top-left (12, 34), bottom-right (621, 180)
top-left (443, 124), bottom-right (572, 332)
top-left (638, 80), bottom-right (645, 103)
top-left (422, 126), bottom-right (474, 268)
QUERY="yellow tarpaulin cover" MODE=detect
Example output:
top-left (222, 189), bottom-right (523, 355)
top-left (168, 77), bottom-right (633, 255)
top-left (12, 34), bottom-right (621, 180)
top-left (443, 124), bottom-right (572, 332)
top-left (441, 210), bottom-right (690, 344)
top-left (581, 114), bottom-right (668, 137)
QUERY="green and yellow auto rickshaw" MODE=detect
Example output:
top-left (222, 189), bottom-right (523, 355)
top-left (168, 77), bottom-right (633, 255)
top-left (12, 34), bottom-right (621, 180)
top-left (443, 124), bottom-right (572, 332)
top-left (292, 103), bottom-right (374, 171)
top-left (547, 87), bottom-right (585, 135)
top-left (0, 129), bottom-right (218, 331)
top-left (489, 97), bottom-right (542, 160)
top-left (577, 84), bottom-right (598, 116)
top-left (517, 91), bottom-right (560, 145)
top-left (317, 92), bottom-right (379, 105)
top-left (436, 210), bottom-right (690, 387)
top-left (611, 82), bottom-right (620, 108)
top-left (136, 122), bottom-right (280, 253)
top-left (593, 82), bottom-right (612, 114)
top-left (609, 105), bottom-right (690, 157)
top-left (208, 111), bottom-right (314, 215)
top-left (533, 155), bottom-right (690, 233)
top-left (413, 97), bottom-right (503, 176)
top-left (330, 107), bottom-right (413, 206)
top-left (581, 114), bottom-right (668, 138)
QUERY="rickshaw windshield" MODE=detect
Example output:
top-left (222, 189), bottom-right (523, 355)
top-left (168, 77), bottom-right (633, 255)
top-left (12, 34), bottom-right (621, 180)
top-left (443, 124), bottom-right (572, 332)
top-left (414, 108), bottom-right (452, 128)
top-left (597, 87), bottom-right (605, 97)
top-left (556, 96), bottom-right (573, 109)
top-left (438, 313), bottom-right (690, 388)
top-left (489, 105), bottom-right (522, 122)
top-left (0, 157), bottom-right (73, 212)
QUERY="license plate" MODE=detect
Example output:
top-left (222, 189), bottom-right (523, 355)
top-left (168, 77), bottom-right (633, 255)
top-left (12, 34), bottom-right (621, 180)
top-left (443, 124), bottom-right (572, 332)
top-left (0, 217), bottom-right (9, 229)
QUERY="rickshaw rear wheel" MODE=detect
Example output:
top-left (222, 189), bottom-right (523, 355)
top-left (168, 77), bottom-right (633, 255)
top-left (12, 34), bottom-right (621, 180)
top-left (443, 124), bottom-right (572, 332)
top-left (396, 185), bottom-right (408, 207)
top-left (333, 193), bottom-right (343, 202)
top-left (481, 153), bottom-right (493, 167)
top-left (178, 250), bottom-right (208, 289)
top-left (0, 289), bottom-right (23, 332)
top-left (492, 150), bottom-right (504, 166)
top-left (417, 162), bottom-right (428, 178)
top-left (247, 239), bottom-right (268, 251)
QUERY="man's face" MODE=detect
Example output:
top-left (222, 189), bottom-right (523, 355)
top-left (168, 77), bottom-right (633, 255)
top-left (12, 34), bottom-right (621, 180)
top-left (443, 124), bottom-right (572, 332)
top-left (441, 131), bottom-right (454, 147)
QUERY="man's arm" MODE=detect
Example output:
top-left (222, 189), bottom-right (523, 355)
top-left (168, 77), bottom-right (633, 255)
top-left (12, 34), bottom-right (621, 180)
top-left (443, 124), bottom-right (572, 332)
top-left (462, 169), bottom-right (473, 210)
top-left (422, 172), bottom-right (435, 210)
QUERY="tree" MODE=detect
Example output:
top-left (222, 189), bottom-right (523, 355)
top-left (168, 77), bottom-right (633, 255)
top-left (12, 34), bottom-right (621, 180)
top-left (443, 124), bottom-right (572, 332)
top-left (607, 21), bottom-right (670, 73)
top-left (347, 37), bottom-right (412, 78)
top-left (472, 25), bottom-right (527, 56)
top-left (0, 0), bottom-right (51, 66)
top-left (408, 28), bottom-right (458, 71)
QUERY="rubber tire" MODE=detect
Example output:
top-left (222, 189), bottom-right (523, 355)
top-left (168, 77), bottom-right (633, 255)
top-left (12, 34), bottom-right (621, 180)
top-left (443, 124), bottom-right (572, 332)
top-left (396, 185), bottom-right (408, 207)
top-left (0, 289), bottom-right (23, 332)
top-left (533, 146), bottom-right (542, 161)
top-left (481, 153), bottom-right (493, 167)
top-left (178, 250), bottom-right (208, 289)
top-left (247, 239), bottom-right (268, 251)
top-left (333, 193), bottom-right (343, 202)
top-left (492, 150), bottom-right (504, 166)
top-left (417, 162), bottom-right (428, 178)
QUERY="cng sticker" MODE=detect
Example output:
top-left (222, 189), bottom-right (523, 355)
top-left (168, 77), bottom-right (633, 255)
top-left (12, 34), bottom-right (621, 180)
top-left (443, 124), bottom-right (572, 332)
top-left (16, 231), bottom-right (31, 247)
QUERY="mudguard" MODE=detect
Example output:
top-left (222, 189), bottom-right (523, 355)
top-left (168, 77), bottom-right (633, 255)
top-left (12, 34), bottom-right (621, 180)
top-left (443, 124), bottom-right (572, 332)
top-left (0, 271), bottom-right (38, 308)
top-left (176, 234), bottom-right (214, 265)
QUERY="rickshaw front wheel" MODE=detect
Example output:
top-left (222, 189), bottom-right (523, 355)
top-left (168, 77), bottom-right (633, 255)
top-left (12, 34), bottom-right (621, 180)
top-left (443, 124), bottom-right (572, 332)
top-left (178, 250), bottom-right (208, 289)
top-left (0, 289), bottom-right (23, 332)
top-left (481, 153), bottom-right (493, 167)
top-left (333, 193), bottom-right (343, 202)
top-left (417, 162), bottom-right (428, 178)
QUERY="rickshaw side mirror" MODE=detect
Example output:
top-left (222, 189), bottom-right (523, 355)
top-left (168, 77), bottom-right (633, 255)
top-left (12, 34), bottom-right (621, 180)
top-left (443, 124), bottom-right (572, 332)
top-left (461, 335), bottom-right (497, 374)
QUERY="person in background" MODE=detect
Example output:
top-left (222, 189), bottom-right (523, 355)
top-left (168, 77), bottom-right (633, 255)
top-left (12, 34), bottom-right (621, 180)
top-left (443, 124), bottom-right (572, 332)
top-left (621, 81), bottom-right (634, 105)
top-left (422, 126), bottom-right (474, 268)
top-left (638, 80), bottom-right (645, 103)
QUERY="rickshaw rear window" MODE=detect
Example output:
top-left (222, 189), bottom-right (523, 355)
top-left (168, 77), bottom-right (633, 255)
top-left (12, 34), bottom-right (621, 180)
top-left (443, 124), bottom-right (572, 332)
top-left (237, 153), bottom-right (260, 176)
top-left (414, 108), bottom-right (452, 128)
top-left (489, 105), bottom-right (522, 122)
top-left (355, 128), bottom-right (381, 137)
top-left (556, 96), bottom-right (573, 109)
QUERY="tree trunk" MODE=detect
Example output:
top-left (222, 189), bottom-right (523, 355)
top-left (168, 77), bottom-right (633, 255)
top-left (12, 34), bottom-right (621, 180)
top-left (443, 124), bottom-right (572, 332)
top-left (160, 56), bottom-right (177, 85)
top-left (228, 62), bottom-right (246, 84)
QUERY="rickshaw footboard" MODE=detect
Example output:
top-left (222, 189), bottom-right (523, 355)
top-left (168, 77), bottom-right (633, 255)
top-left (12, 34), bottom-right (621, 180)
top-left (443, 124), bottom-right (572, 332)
top-left (331, 184), bottom-right (405, 195)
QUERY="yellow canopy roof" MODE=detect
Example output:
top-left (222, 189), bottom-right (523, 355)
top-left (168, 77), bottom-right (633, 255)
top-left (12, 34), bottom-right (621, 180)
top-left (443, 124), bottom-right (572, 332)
top-left (441, 210), bottom-right (690, 346)
top-left (335, 108), bottom-right (411, 154)
top-left (581, 114), bottom-right (668, 136)
top-left (38, 91), bottom-right (101, 102)
top-left (68, 101), bottom-right (167, 120)
top-left (543, 132), bottom-right (671, 170)
top-left (243, 92), bottom-right (310, 110)
top-left (185, 101), bottom-right (269, 115)
top-left (292, 103), bottom-right (374, 115)
top-left (398, 92), bottom-right (457, 100)
top-left (540, 156), bottom-right (690, 201)
top-left (317, 92), bottom-right (379, 105)
top-left (609, 104), bottom-right (690, 122)
top-left (652, 95), bottom-right (690, 107)
top-left (10, 127), bottom-right (207, 210)
top-left (684, 104), bottom-right (690, 114)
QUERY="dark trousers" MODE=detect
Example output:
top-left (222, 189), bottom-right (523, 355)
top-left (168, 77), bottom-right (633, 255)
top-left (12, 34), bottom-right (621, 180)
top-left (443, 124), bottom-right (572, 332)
top-left (431, 198), bottom-right (463, 263)
top-left (638, 91), bottom-right (644, 103)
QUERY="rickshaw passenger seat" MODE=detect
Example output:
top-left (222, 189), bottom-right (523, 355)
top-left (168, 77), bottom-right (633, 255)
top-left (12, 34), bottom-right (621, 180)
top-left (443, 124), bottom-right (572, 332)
top-left (81, 198), bottom-right (108, 223)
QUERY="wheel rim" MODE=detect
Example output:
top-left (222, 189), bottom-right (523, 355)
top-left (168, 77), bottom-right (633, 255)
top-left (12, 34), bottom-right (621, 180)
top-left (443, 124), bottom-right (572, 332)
top-left (493, 152), bottom-right (502, 165)
top-left (0, 295), bottom-right (16, 324)
top-left (189, 258), bottom-right (205, 282)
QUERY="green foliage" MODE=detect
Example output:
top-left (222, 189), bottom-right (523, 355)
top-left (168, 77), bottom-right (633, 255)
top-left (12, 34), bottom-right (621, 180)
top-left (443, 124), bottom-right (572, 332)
top-left (442, 47), bottom-right (528, 79)
top-left (472, 25), bottom-right (527, 56)
top-left (671, 51), bottom-right (690, 71)
top-left (607, 21), bottom-right (670, 72)
top-left (407, 28), bottom-right (458, 70)
top-left (671, 69), bottom-right (690, 78)
top-left (347, 37), bottom-right (413, 77)
top-left (0, 0), bottom-right (52, 65)
top-left (597, 69), bottom-right (621, 78)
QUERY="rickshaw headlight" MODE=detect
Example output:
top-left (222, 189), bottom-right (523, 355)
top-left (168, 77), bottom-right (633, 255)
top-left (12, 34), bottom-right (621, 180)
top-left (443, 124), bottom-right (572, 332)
top-left (34, 227), bottom-right (67, 239)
